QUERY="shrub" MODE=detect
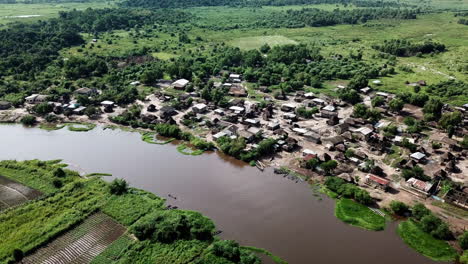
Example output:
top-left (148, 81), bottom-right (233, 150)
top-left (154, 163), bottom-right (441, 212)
top-left (390, 200), bottom-right (409, 216)
top-left (109, 179), bottom-right (128, 195)
top-left (20, 115), bottom-right (36, 126)
top-left (459, 232), bottom-right (468, 250)
top-left (412, 203), bottom-right (431, 220)
top-left (53, 168), bottom-right (66, 178)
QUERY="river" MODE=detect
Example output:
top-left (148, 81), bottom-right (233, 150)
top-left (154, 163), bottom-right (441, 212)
top-left (0, 124), bottom-right (441, 264)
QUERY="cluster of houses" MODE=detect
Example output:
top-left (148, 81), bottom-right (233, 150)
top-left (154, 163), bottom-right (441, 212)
top-left (142, 76), bottom-right (468, 209)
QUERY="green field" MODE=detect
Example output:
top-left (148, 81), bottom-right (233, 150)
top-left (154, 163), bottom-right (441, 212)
top-left (335, 199), bottom-right (386, 231)
top-left (0, 2), bottom-right (113, 26)
top-left (397, 220), bottom-right (458, 262)
top-left (229, 35), bottom-right (298, 50)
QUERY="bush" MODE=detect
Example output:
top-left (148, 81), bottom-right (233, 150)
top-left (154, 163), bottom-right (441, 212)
top-left (109, 179), bottom-right (128, 195)
top-left (412, 203), bottom-right (431, 220)
top-left (52, 179), bottom-right (63, 188)
top-left (320, 160), bottom-right (338, 175)
top-left (390, 200), bottom-right (409, 216)
top-left (53, 168), bottom-right (66, 178)
top-left (20, 115), bottom-right (36, 126)
top-left (459, 232), bottom-right (468, 250)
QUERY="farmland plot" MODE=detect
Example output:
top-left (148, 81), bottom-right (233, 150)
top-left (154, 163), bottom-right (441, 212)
top-left (0, 175), bottom-right (41, 210)
top-left (23, 212), bottom-right (126, 264)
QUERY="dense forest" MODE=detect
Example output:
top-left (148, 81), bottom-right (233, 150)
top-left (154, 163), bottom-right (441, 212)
top-left (0, 8), bottom-right (191, 76)
top-left (119, 0), bottom-right (411, 8)
top-left (372, 39), bottom-right (446, 57)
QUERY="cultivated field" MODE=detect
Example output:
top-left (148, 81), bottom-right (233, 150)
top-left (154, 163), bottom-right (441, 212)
top-left (0, 175), bottom-right (41, 211)
top-left (23, 212), bottom-right (127, 264)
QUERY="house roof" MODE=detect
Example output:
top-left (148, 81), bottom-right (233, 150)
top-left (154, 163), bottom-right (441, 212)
top-left (322, 105), bottom-right (336, 112)
top-left (354, 127), bottom-right (373, 135)
top-left (410, 152), bottom-right (426, 160)
top-left (302, 149), bottom-right (317, 156)
top-left (173, 79), bottom-right (189, 87)
top-left (193, 103), bottom-right (207, 110)
top-left (366, 174), bottom-right (390, 186)
top-left (407, 177), bottom-right (433, 192)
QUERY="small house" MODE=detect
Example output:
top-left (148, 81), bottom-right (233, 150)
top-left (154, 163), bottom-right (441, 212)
top-left (214, 109), bottom-right (225, 116)
top-left (281, 104), bottom-right (296, 112)
top-left (365, 174), bottom-right (390, 191)
top-left (406, 178), bottom-right (434, 195)
top-left (312, 98), bottom-right (326, 106)
top-left (410, 152), bottom-right (427, 163)
top-left (237, 130), bottom-right (255, 142)
top-left (229, 106), bottom-right (245, 114)
top-left (267, 122), bottom-right (280, 131)
top-left (302, 149), bottom-right (317, 157)
top-left (304, 92), bottom-right (315, 99)
top-left (360, 87), bottom-right (372, 94)
top-left (192, 103), bottom-right (207, 114)
top-left (213, 131), bottom-right (228, 141)
top-left (228, 73), bottom-right (241, 83)
top-left (74, 87), bottom-right (97, 96)
top-left (283, 113), bottom-right (297, 121)
top-left (229, 86), bottom-right (247, 97)
top-left (292, 127), bottom-right (308, 135)
top-left (172, 79), bottom-right (190, 90)
top-left (25, 94), bottom-right (48, 104)
top-left (160, 106), bottom-right (177, 118)
top-left (304, 132), bottom-right (321, 144)
top-left (73, 106), bottom-right (86, 115)
top-left (130, 81), bottom-right (141, 86)
top-left (101, 100), bottom-right (115, 112)
top-left (334, 123), bottom-right (349, 134)
top-left (244, 118), bottom-right (260, 127)
top-left (354, 127), bottom-right (374, 139)
top-left (322, 105), bottom-right (336, 112)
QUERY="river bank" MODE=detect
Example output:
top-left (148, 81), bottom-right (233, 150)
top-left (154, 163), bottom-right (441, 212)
top-left (0, 124), bottom-right (449, 264)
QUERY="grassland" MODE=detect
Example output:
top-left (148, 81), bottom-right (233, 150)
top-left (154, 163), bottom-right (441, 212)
top-left (335, 199), bottom-right (386, 231)
top-left (229, 35), bottom-right (298, 50)
top-left (0, 2), bottom-right (113, 26)
top-left (397, 220), bottom-right (458, 262)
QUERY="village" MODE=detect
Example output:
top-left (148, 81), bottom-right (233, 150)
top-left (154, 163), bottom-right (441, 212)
top-left (0, 72), bottom-right (467, 233)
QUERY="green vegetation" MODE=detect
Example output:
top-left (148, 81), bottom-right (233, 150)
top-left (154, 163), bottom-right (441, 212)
top-left (324, 177), bottom-right (373, 205)
top-left (389, 200), bottom-right (409, 216)
top-left (397, 220), bottom-right (458, 262)
top-left (335, 199), bottom-right (386, 231)
top-left (177, 144), bottom-right (205, 156)
top-left (67, 123), bottom-right (96, 132)
top-left (141, 132), bottom-right (175, 145)
top-left (241, 246), bottom-right (288, 264)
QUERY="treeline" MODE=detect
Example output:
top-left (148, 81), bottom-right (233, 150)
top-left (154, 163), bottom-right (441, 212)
top-left (120, 0), bottom-right (410, 8)
top-left (372, 39), bottom-right (446, 57)
top-left (0, 8), bottom-right (191, 77)
top-left (275, 8), bottom-right (417, 28)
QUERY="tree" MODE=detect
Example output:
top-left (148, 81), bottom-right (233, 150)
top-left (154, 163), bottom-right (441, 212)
top-left (20, 115), bottom-right (36, 126)
top-left (12, 249), bottom-right (24, 263)
top-left (371, 96), bottom-right (385, 107)
top-left (320, 160), bottom-right (338, 175)
top-left (412, 203), bottom-right (431, 220)
top-left (53, 168), bottom-right (66, 178)
top-left (109, 178), bottom-right (128, 195)
top-left (431, 222), bottom-right (452, 240)
top-left (420, 214), bottom-right (442, 233)
top-left (347, 74), bottom-right (368, 90)
top-left (84, 106), bottom-right (99, 118)
top-left (338, 88), bottom-right (361, 104)
top-left (353, 103), bottom-right (368, 118)
top-left (33, 102), bottom-right (53, 115)
top-left (388, 98), bottom-right (404, 112)
top-left (259, 44), bottom-right (270, 53)
top-left (422, 98), bottom-right (443, 121)
top-left (459, 232), bottom-right (468, 250)
top-left (390, 200), bottom-right (409, 215)
top-left (354, 188), bottom-right (372, 205)
top-left (141, 68), bottom-right (163, 85)
top-left (439, 111), bottom-right (462, 130)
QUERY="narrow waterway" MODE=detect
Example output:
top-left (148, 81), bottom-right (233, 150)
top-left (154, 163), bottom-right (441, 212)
top-left (0, 125), bottom-right (442, 264)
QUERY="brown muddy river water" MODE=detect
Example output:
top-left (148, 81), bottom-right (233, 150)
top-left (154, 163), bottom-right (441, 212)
top-left (0, 125), bottom-right (442, 264)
